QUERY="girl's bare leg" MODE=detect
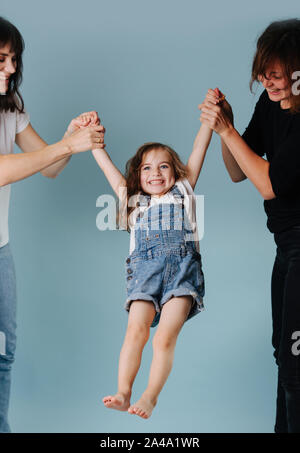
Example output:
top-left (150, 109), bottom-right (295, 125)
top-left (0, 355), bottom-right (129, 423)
top-left (103, 300), bottom-right (156, 411)
top-left (128, 296), bottom-right (192, 418)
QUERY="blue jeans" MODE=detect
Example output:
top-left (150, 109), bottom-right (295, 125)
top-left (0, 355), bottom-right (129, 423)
top-left (272, 227), bottom-right (300, 433)
top-left (0, 243), bottom-right (17, 433)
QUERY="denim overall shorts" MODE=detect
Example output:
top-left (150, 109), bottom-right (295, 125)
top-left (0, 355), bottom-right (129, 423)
top-left (124, 184), bottom-right (205, 328)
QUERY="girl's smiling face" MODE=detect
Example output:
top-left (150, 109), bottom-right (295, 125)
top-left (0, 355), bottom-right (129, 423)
top-left (140, 148), bottom-right (175, 197)
top-left (0, 43), bottom-right (17, 94)
top-left (258, 60), bottom-right (292, 109)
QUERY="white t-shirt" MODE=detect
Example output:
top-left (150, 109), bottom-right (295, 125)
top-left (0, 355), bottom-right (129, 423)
top-left (0, 108), bottom-right (30, 247)
top-left (129, 178), bottom-right (200, 254)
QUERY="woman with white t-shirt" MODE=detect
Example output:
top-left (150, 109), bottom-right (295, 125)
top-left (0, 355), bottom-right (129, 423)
top-left (0, 16), bottom-right (105, 432)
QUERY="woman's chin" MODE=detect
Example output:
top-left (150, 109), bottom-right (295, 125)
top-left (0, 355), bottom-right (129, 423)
top-left (267, 91), bottom-right (281, 101)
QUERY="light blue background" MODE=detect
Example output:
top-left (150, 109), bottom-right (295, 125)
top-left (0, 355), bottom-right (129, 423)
top-left (1, 0), bottom-right (299, 433)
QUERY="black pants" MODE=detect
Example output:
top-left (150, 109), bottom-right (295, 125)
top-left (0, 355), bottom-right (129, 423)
top-left (272, 227), bottom-right (300, 433)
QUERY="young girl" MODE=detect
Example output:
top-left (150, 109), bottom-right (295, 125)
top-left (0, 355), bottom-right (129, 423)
top-left (92, 94), bottom-right (220, 419)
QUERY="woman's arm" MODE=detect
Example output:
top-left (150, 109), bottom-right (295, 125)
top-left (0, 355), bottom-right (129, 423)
top-left (15, 124), bottom-right (70, 178)
top-left (15, 111), bottom-right (102, 178)
top-left (186, 123), bottom-right (213, 190)
top-left (221, 138), bottom-right (247, 183)
top-left (0, 125), bottom-right (104, 187)
top-left (200, 100), bottom-right (275, 200)
top-left (221, 127), bottom-right (274, 199)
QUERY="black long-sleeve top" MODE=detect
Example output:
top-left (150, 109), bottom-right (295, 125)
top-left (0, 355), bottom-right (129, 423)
top-left (242, 89), bottom-right (300, 233)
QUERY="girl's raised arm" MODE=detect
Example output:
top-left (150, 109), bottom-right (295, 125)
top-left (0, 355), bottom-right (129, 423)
top-left (92, 144), bottom-right (127, 200)
top-left (200, 89), bottom-right (247, 182)
top-left (75, 115), bottom-right (126, 200)
top-left (187, 88), bottom-right (229, 190)
top-left (186, 122), bottom-right (213, 190)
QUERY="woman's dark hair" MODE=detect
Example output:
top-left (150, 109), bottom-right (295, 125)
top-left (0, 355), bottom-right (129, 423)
top-left (251, 19), bottom-right (300, 113)
top-left (0, 16), bottom-right (24, 113)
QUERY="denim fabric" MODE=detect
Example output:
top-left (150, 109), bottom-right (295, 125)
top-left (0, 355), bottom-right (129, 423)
top-left (0, 243), bottom-right (17, 433)
top-left (125, 184), bottom-right (204, 328)
top-left (272, 226), bottom-right (300, 433)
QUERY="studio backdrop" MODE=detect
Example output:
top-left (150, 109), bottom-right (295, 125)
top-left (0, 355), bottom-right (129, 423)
top-left (2, 0), bottom-right (299, 433)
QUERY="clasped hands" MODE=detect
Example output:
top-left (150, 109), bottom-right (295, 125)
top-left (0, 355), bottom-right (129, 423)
top-left (63, 90), bottom-right (233, 155)
top-left (199, 88), bottom-right (234, 136)
top-left (64, 110), bottom-right (106, 154)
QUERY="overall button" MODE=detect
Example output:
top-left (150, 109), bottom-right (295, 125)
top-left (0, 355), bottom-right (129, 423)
top-left (126, 258), bottom-right (131, 264)
top-left (127, 276), bottom-right (133, 280)
top-left (127, 268), bottom-right (133, 274)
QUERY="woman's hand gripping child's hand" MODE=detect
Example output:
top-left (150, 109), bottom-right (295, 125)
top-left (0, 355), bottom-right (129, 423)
top-left (198, 87), bottom-right (234, 135)
top-left (66, 111), bottom-right (106, 149)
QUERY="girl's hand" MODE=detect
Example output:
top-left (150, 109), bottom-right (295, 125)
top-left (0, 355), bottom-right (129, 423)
top-left (199, 88), bottom-right (234, 135)
top-left (200, 88), bottom-right (220, 106)
top-left (64, 124), bottom-right (105, 154)
top-left (199, 88), bottom-right (233, 122)
top-left (66, 111), bottom-right (100, 135)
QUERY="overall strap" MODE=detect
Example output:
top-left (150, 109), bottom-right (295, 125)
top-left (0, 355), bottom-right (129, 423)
top-left (169, 183), bottom-right (184, 199)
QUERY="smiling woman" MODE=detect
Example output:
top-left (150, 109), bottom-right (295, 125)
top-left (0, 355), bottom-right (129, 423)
top-left (256, 62), bottom-right (292, 109)
top-left (0, 19), bottom-right (23, 107)
top-left (0, 16), bottom-right (105, 433)
top-left (250, 21), bottom-right (300, 113)
top-left (0, 45), bottom-right (18, 95)
top-left (199, 18), bottom-right (300, 433)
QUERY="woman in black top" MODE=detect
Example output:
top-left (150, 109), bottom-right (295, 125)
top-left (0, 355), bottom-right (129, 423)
top-left (200, 19), bottom-right (300, 432)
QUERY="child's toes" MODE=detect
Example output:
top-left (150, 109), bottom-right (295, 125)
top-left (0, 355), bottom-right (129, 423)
top-left (103, 395), bottom-right (114, 407)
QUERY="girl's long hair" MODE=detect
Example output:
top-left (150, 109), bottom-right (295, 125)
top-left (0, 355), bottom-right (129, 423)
top-left (0, 16), bottom-right (25, 113)
top-left (121, 142), bottom-right (188, 230)
top-left (250, 18), bottom-right (300, 113)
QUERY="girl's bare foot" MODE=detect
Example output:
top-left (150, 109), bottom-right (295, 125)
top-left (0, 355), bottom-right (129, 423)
top-left (102, 392), bottom-right (131, 411)
top-left (128, 394), bottom-right (157, 419)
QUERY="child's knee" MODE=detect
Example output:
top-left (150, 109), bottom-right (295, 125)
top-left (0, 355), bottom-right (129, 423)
top-left (126, 322), bottom-right (150, 343)
top-left (152, 331), bottom-right (177, 351)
